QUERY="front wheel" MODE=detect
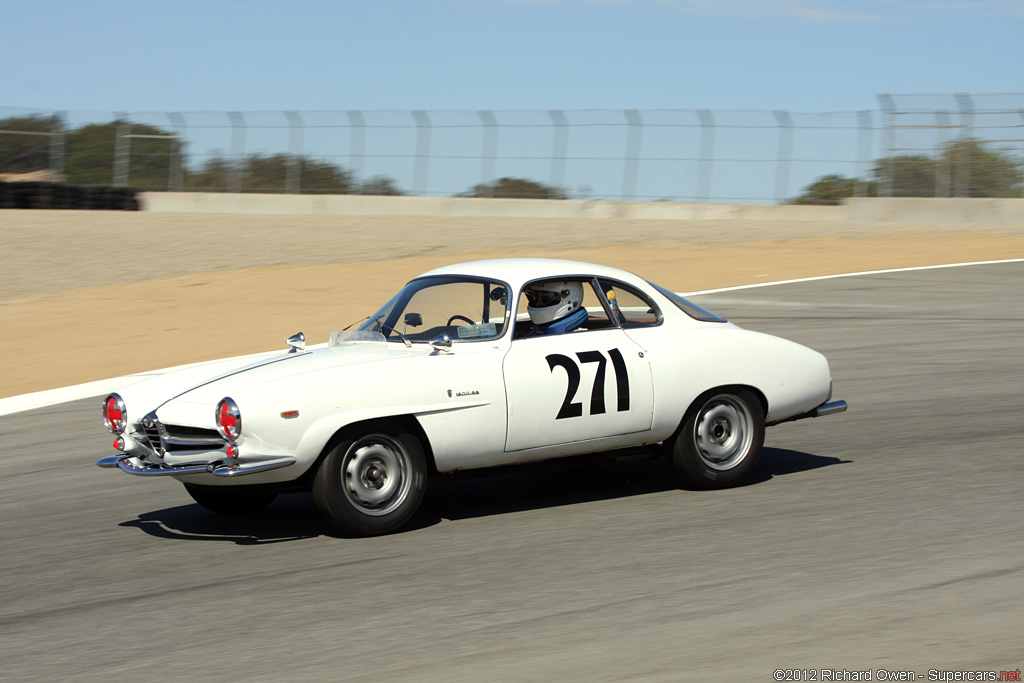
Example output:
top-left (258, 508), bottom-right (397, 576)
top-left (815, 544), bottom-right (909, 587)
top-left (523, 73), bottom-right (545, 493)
top-left (669, 389), bottom-right (765, 489)
top-left (183, 483), bottom-right (277, 514)
top-left (312, 423), bottom-right (427, 536)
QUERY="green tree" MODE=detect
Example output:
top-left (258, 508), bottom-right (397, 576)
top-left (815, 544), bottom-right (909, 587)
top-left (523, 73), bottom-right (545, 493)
top-left (937, 138), bottom-right (1023, 197)
top-left (791, 138), bottom-right (1022, 204)
top-left (185, 155), bottom-right (233, 192)
top-left (186, 153), bottom-right (356, 194)
top-left (64, 121), bottom-right (184, 189)
top-left (458, 176), bottom-right (566, 199)
top-left (871, 154), bottom-right (937, 197)
top-left (0, 114), bottom-right (63, 175)
top-left (357, 175), bottom-right (404, 196)
top-left (788, 174), bottom-right (876, 205)
top-left (873, 138), bottom-right (1023, 198)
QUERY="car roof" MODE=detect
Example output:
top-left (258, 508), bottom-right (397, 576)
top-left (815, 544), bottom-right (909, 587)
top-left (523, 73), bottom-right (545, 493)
top-left (417, 258), bottom-right (650, 290)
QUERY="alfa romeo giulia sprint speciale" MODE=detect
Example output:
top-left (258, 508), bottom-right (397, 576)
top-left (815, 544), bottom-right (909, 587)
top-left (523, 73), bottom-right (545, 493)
top-left (98, 258), bottom-right (846, 535)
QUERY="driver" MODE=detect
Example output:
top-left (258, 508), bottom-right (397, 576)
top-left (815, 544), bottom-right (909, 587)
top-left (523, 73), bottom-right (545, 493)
top-left (524, 281), bottom-right (589, 335)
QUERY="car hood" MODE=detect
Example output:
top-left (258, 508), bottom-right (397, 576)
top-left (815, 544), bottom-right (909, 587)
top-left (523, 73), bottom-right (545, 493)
top-left (119, 341), bottom-right (420, 428)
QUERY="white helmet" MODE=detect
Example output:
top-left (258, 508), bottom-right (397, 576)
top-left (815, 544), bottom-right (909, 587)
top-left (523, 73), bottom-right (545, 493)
top-left (525, 281), bottom-right (583, 326)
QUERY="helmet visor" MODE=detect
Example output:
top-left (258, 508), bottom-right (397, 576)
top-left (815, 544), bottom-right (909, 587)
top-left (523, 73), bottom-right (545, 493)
top-left (526, 288), bottom-right (565, 308)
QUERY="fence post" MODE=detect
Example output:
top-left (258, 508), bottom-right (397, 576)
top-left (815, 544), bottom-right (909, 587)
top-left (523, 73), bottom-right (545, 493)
top-left (346, 110), bottom-right (365, 194)
top-left (167, 112), bottom-right (187, 192)
top-left (935, 110), bottom-right (952, 197)
top-left (696, 109), bottom-right (715, 203)
top-left (876, 94), bottom-right (895, 197)
top-left (954, 92), bottom-right (974, 197)
top-left (285, 110), bottom-right (303, 194)
top-left (1019, 109), bottom-right (1024, 198)
top-left (622, 109), bottom-right (643, 201)
top-left (549, 110), bottom-right (568, 196)
top-left (412, 110), bottom-right (431, 196)
top-left (855, 110), bottom-right (873, 197)
top-left (773, 110), bottom-right (793, 203)
top-left (49, 112), bottom-right (66, 182)
top-left (114, 114), bottom-right (131, 187)
top-left (478, 110), bottom-right (498, 197)
top-left (227, 111), bottom-right (246, 193)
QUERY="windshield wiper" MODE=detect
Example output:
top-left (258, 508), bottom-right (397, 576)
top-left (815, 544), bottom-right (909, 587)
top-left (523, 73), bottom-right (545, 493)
top-left (374, 317), bottom-right (412, 347)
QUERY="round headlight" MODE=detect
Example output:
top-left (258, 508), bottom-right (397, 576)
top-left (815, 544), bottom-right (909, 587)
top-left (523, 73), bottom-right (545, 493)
top-left (216, 398), bottom-right (241, 442)
top-left (102, 394), bottom-right (127, 434)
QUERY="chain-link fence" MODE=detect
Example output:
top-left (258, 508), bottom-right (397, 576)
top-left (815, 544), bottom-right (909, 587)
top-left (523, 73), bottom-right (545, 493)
top-left (2, 93), bottom-right (1022, 203)
top-left (877, 93), bottom-right (1024, 199)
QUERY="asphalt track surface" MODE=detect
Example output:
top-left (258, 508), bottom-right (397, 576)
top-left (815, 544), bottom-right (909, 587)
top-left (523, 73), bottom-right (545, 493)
top-left (1, 263), bottom-right (1021, 682)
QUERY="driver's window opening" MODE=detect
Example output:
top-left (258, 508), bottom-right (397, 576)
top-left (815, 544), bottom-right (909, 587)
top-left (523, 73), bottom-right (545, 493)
top-left (514, 279), bottom-right (614, 339)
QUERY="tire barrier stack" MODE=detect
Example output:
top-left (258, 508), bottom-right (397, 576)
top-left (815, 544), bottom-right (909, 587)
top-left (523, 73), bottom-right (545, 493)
top-left (0, 181), bottom-right (140, 210)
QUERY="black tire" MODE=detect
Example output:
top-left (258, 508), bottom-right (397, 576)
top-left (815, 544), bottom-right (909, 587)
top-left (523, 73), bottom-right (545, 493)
top-left (313, 422), bottom-right (427, 536)
top-left (183, 483), bottom-right (277, 514)
top-left (669, 389), bottom-right (765, 489)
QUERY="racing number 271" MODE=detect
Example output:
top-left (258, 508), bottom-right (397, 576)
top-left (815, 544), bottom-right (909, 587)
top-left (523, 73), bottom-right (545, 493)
top-left (546, 349), bottom-right (630, 419)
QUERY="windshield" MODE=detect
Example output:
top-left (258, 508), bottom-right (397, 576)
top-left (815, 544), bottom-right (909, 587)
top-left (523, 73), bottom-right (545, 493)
top-left (647, 282), bottom-right (728, 323)
top-left (358, 276), bottom-right (511, 343)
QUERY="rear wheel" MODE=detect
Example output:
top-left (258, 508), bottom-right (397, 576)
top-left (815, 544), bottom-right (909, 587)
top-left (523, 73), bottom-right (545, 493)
top-left (669, 389), bottom-right (764, 489)
top-left (183, 483), bottom-right (277, 514)
top-left (313, 422), bottom-right (427, 536)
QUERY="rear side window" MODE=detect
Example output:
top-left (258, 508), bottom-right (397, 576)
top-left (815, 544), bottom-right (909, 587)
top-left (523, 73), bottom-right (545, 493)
top-left (648, 282), bottom-right (728, 323)
top-left (596, 279), bottom-right (662, 328)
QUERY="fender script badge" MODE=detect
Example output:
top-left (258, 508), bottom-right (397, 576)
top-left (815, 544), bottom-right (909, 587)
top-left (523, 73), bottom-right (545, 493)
top-left (450, 390), bottom-right (479, 397)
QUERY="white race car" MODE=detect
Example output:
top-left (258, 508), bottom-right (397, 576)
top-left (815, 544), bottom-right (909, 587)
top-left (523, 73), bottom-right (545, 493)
top-left (98, 258), bottom-right (846, 535)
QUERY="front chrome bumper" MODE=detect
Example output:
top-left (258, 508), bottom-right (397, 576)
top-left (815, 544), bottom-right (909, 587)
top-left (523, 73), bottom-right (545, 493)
top-left (96, 455), bottom-right (296, 478)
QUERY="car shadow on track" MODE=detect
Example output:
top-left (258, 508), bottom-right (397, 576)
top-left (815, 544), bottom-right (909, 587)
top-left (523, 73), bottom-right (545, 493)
top-left (423, 447), bottom-right (850, 521)
top-left (119, 495), bottom-right (330, 545)
top-left (747, 446), bottom-right (852, 486)
top-left (118, 447), bottom-right (849, 543)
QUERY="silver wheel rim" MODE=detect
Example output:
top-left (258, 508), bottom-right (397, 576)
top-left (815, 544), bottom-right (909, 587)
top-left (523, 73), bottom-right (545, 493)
top-left (341, 434), bottom-right (412, 516)
top-left (693, 394), bottom-right (754, 471)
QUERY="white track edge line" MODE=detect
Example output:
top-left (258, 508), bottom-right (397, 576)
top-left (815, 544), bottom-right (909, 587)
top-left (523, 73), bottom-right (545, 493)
top-left (1, 257), bottom-right (1021, 417)
top-left (684, 257), bottom-right (1024, 296)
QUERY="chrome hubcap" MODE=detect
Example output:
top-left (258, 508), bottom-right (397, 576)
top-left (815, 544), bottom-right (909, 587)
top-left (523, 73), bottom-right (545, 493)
top-left (342, 435), bottom-right (411, 516)
top-left (694, 395), bottom-right (753, 471)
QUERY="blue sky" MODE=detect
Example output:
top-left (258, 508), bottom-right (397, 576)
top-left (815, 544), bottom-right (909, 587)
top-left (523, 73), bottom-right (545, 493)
top-left (4, 0), bottom-right (1022, 113)
top-left (2, 0), bottom-right (1022, 201)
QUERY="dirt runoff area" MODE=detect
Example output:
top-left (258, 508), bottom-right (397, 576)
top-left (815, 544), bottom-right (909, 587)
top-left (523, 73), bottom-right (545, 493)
top-left (1, 210), bottom-right (1022, 399)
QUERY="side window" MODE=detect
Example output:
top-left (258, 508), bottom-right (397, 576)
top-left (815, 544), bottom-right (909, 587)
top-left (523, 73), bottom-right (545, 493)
top-left (513, 279), bottom-right (612, 338)
top-left (374, 279), bottom-right (508, 342)
top-left (596, 279), bottom-right (662, 328)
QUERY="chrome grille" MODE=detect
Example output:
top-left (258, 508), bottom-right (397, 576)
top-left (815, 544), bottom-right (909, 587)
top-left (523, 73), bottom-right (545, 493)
top-left (141, 420), bottom-right (163, 454)
top-left (163, 424), bottom-right (225, 452)
top-left (164, 425), bottom-right (221, 440)
top-left (138, 412), bottom-right (225, 455)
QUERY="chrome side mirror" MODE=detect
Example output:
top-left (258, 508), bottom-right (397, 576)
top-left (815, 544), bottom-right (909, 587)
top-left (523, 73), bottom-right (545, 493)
top-left (429, 333), bottom-right (452, 354)
top-left (286, 332), bottom-right (306, 353)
